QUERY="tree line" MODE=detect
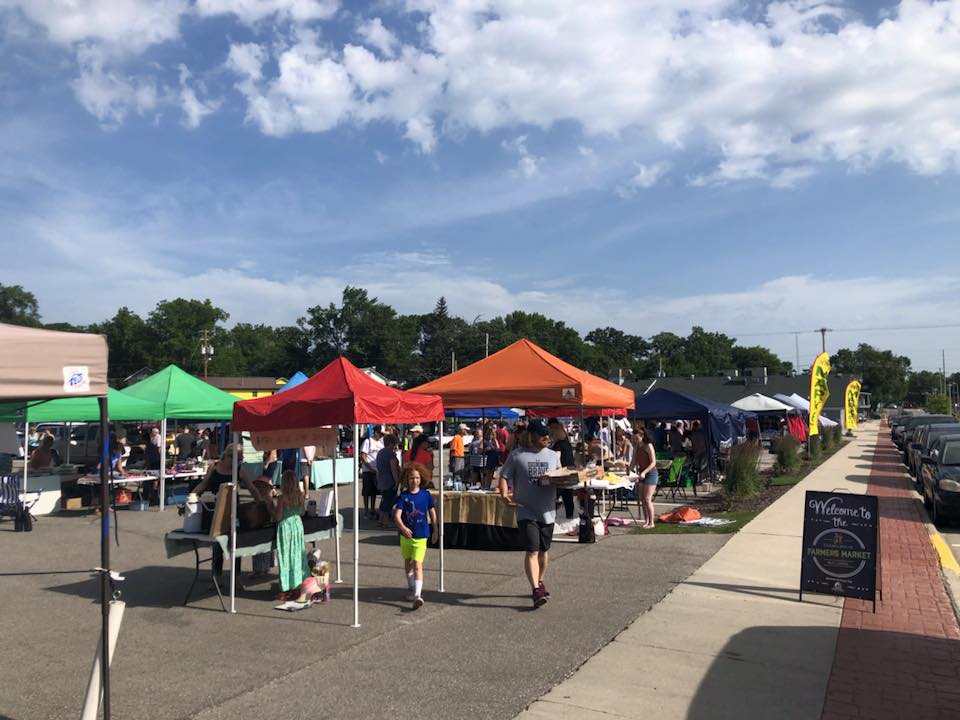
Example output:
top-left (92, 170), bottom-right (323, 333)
top-left (1, 282), bottom-right (948, 406)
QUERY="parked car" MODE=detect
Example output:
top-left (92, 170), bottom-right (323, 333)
top-left (895, 415), bottom-right (955, 456)
top-left (920, 437), bottom-right (960, 524)
top-left (909, 424), bottom-right (960, 482)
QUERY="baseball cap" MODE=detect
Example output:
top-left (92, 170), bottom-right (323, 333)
top-left (410, 425), bottom-right (424, 432)
top-left (527, 419), bottom-right (550, 437)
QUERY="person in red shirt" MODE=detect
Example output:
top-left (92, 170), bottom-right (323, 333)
top-left (496, 421), bottom-right (509, 464)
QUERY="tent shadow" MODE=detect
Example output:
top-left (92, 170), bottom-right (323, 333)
top-left (682, 581), bottom-right (801, 602)
top-left (686, 627), bottom-right (960, 720)
top-left (360, 584), bottom-right (537, 613)
top-left (46, 565), bottom-right (234, 609)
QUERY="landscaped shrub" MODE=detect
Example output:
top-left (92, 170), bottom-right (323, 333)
top-left (723, 443), bottom-right (763, 502)
top-left (820, 427), bottom-right (834, 452)
top-left (808, 435), bottom-right (822, 462)
top-left (775, 434), bottom-right (801, 473)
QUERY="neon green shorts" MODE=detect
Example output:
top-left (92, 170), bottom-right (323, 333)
top-left (400, 536), bottom-right (428, 562)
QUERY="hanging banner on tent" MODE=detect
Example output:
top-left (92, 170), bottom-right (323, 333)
top-left (844, 380), bottom-right (862, 430)
top-left (249, 426), bottom-right (338, 454)
top-left (808, 352), bottom-right (831, 437)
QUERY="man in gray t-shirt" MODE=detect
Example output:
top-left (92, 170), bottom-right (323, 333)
top-left (499, 419), bottom-right (560, 608)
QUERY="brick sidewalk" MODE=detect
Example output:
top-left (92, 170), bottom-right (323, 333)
top-left (821, 429), bottom-right (960, 720)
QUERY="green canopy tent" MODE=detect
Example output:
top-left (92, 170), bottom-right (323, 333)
top-left (121, 365), bottom-right (237, 509)
top-left (0, 387), bottom-right (164, 423)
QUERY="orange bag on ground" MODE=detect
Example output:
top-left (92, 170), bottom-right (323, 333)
top-left (658, 506), bottom-right (702, 523)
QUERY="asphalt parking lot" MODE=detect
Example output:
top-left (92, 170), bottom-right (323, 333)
top-left (1, 499), bottom-right (728, 720)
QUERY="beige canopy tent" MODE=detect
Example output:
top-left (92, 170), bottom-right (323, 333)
top-left (0, 322), bottom-right (108, 400)
top-left (0, 322), bottom-right (115, 719)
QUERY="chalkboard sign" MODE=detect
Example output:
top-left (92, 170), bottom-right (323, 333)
top-left (800, 491), bottom-right (879, 608)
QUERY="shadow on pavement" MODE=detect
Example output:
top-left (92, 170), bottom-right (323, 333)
top-left (683, 581), bottom-right (799, 601)
top-left (687, 625), bottom-right (837, 720)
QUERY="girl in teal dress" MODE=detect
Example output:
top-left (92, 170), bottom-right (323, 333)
top-left (273, 470), bottom-right (308, 597)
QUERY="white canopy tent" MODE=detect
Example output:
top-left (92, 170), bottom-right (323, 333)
top-left (773, 393), bottom-right (839, 428)
top-left (731, 393), bottom-right (795, 413)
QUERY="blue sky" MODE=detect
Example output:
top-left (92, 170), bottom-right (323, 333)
top-left (1, 0), bottom-right (959, 371)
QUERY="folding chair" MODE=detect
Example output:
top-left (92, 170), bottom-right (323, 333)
top-left (655, 457), bottom-right (688, 502)
top-left (0, 474), bottom-right (40, 529)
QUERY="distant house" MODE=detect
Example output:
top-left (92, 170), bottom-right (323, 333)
top-left (204, 376), bottom-right (286, 400)
top-left (625, 367), bottom-right (864, 421)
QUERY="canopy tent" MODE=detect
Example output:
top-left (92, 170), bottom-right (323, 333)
top-left (409, 338), bottom-right (635, 411)
top-left (122, 365), bottom-right (238, 509)
top-left (122, 365), bottom-right (237, 419)
top-left (0, 322), bottom-right (108, 400)
top-left (773, 394), bottom-right (839, 428)
top-left (0, 323), bottom-right (114, 718)
top-left (447, 407), bottom-right (520, 419)
top-left (525, 407), bottom-right (627, 418)
top-left (630, 388), bottom-right (756, 478)
top-left (730, 393), bottom-right (795, 413)
top-left (731, 393), bottom-right (805, 442)
top-left (232, 356), bottom-right (444, 626)
top-left (0, 387), bottom-right (163, 423)
top-left (277, 371), bottom-right (309, 393)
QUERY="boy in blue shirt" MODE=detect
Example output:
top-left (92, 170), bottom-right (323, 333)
top-left (393, 462), bottom-right (438, 610)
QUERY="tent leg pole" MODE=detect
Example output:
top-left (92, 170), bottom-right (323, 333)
top-left (65, 422), bottom-right (71, 464)
top-left (230, 434), bottom-right (238, 614)
top-left (352, 424), bottom-right (360, 628)
top-left (159, 418), bottom-right (167, 512)
top-left (439, 420), bottom-right (445, 593)
top-left (332, 445), bottom-right (342, 583)
top-left (98, 397), bottom-right (111, 720)
top-left (22, 421), bottom-right (29, 505)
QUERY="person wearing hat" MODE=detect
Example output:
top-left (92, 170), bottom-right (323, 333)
top-left (449, 424), bottom-right (468, 486)
top-left (404, 429), bottom-right (434, 481)
top-left (499, 418), bottom-right (561, 608)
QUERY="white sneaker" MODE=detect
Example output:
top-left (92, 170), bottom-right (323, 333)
top-left (412, 595), bottom-right (424, 610)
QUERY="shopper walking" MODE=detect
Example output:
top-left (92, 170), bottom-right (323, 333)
top-left (360, 426), bottom-right (384, 520)
top-left (499, 419), bottom-right (561, 608)
top-left (393, 463), bottom-right (438, 610)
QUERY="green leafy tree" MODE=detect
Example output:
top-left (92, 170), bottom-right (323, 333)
top-left (299, 287), bottom-right (418, 381)
top-left (146, 298), bottom-right (229, 373)
top-left (89, 307), bottom-right (154, 381)
top-left (683, 326), bottom-right (735, 376)
top-left (646, 331), bottom-right (688, 376)
top-left (832, 343), bottom-right (911, 407)
top-left (585, 327), bottom-right (650, 379)
top-left (731, 345), bottom-right (792, 375)
top-left (907, 369), bottom-right (942, 406)
top-left (926, 393), bottom-right (953, 415)
top-left (0, 284), bottom-right (41, 326)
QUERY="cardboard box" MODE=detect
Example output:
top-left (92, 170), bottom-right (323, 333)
top-left (61, 496), bottom-right (83, 511)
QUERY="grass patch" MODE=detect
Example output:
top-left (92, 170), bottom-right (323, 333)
top-left (769, 474), bottom-right (803, 487)
top-left (629, 511), bottom-right (759, 535)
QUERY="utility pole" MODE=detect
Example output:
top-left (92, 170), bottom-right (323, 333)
top-left (942, 349), bottom-right (947, 396)
top-left (485, 332), bottom-right (489, 358)
top-left (794, 333), bottom-right (800, 373)
top-left (451, 350), bottom-right (456, 373)
top-left (818, 327), bottom-right (830, 354)
top-left (200, 329), bottom-right (214, 381)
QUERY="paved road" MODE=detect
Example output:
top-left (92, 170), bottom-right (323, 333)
top-left (0, 494), bottom-right (726, 720)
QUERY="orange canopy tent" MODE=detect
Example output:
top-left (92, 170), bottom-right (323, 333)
top-left (409, 338), bottom-right (635, 411)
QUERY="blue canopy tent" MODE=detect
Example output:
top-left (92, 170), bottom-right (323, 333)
top-left (447, 407), bottom-right (520, 419)
top-left (278, 371), bottom-right (309, 393)
top-left (629, 388), bottom-right (756, 480)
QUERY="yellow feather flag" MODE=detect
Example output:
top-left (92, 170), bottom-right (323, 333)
top-left (845, 380), bottom-right (862, 430)
top-left (809, 352), bottom-right (831, 437)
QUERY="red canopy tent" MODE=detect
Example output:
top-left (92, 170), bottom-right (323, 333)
top-left (232, 357), bottom-right (445, 626)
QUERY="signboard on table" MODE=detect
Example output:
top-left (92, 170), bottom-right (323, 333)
top-left (800, 490), bottom-right (879, 611)
top-left (249, 427), bottom-right (338, 456)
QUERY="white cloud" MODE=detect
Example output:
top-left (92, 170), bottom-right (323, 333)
top-left (0, 0), bottom-right (186, 53)
top-left (71, 45), bottom-right (158, 126)
top-left (501, 135), bottom-right (542, 178)
top-left (177, 64), bottom-right (221, 128)
top-left (212, 1), bottom-right (960, 181)
top-left (195, 0), bottom-right (338, 24)
top-left (357, 17), bottom-right (398, 58)
top-left (617, 161), bottom-right (670, 196)
top-left (374, 149), bottom-right (389, 164)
